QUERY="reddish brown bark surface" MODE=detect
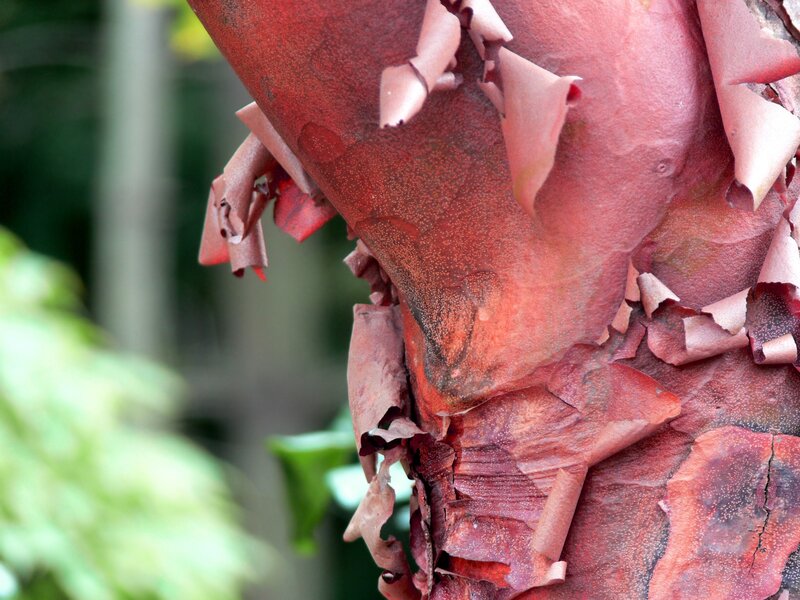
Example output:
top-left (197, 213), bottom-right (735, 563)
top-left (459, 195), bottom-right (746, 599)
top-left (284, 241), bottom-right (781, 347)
top-left (189, 1), bottom-right (800, 598)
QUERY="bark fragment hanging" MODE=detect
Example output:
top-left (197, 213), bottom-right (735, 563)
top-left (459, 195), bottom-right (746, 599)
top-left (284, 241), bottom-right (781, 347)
top-left (198, 134), bottom-right (272, 279)
top-left (347, 304), bottom-right (423, 480)
top-left (198, 102), bottom-right (338, 278)
top-left (344, 455), bottom-right (420, 599)
top-left (495, 48), bottom-right (582, 217)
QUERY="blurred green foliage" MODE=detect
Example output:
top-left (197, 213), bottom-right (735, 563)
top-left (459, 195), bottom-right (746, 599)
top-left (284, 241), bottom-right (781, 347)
top-left (136, 0), bottom-right (217, 60)
top-left (0, 228), bottom-right (257, 600)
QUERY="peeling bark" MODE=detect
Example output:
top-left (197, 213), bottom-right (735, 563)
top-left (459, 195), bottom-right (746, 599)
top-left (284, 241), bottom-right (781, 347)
top-left (188, 0), bottom-right (800, 597)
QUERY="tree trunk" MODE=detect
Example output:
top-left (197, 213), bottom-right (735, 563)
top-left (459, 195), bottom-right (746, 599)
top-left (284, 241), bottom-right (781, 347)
top-left (186, 1), bottom-right (800, 598)
top-left (94, 0), bottom-right (174, 358)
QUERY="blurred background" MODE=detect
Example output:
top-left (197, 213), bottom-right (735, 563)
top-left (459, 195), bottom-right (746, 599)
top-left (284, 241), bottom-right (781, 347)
top-left (0, 0), bottom-right (388, 597)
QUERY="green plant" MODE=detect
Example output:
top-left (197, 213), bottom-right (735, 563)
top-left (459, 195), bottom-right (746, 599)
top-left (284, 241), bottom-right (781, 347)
top-left (0, 228), bottom-right (257, 600)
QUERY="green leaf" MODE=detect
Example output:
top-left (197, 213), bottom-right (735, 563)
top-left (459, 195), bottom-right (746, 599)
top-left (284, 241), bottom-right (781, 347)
top-left (170, 5), bottom-right (218, 60)
top-left (268, 431), bottom-right (355, 554)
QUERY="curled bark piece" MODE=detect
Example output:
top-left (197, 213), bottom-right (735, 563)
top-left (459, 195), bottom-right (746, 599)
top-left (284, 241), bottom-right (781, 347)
top-left (344, 458), bottom-right (417, 593)
top-left (637, 272), bottom-right (680, 318)
top-left (476, 79), bottom-right (504, 113)
top-left (747, 210), bottom-right (800, 363)
top-left (380, 65), bottom-right (429, 128)
top-left (587, 363), bottom-right (680, 463)
top-left (624, 261), bottom-right (641, 303)
top-left (597, 262), bottom-right (641, 344)
top-left (273, 179), bottom-right (337, 242)
top-left (236, 102), bottom-right (318, 195)
top-left (369, 418), bottom-right (426, 447)
top-left (587, 419), bottom-right (656, 466)
top-left (497, 47), bottom-right (581, 217)
top-left (701, 288), bottom-right (749, 334)
top-left (409, 0), bottom-right (462, 93)
top-left (344, 240), bottom-right (395, 306)
top-left (758, 216), bottom-right (800, 287)
top-left (610, 299), bottom-right (633, 334)
top-left (646, 304), bottom-right (750, 367)
top-left (649, 427), bottom-right (800, 599)
top-left (378, 0), bottom-right (577, 217)
top-left (198, 181), bottom-right (230, 267)
top-left (344, 239), bottom-right (375, 277)
top-left (748, 284), bottom-right (800, 366)
top-left (224, 198), bottom-right (268, 278)
top-left (597, 297), bottom-right (633, 345)
top-left (759, 332), bottom-right (799, 364)
top-left (215, 136), bottom-right (272, 240)
top-left (347, 304), bottom-right (412, 478)
top-left (683, 314), bottom-right (750, 361)
top-left (461, 0), bottom-right (513, 59)
top-left (198, 103), bottom-right (337, 279)
top-left (697, 0), bottom-right (800, 210)
top-left (198, 134), bottom-right (271, 278)
top-left (379, 0), bottom-right (461, 127)
top-left (531, 464), bottom-right (586, 568)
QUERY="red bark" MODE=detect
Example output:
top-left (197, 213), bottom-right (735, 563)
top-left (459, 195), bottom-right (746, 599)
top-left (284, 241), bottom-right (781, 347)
top-left (189, 1), bottom-right (800, 598)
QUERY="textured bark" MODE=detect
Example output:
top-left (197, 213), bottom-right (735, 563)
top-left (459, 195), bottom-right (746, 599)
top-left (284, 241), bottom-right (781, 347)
top-left (189, 1), bottom-right (800, 598)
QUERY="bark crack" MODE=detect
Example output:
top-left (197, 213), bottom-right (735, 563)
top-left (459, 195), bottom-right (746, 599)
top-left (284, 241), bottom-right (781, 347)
top-left (751, 434), bottom-right (776, 572)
